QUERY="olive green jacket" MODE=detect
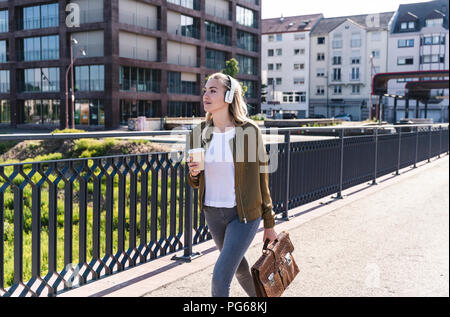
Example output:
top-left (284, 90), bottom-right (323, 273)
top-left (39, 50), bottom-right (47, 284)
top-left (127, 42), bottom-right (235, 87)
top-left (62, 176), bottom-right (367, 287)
top-left (187, 119), bottom-right (276, 229)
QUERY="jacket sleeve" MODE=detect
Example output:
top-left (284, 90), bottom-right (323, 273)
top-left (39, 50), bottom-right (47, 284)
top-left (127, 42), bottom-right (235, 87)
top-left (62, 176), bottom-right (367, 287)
top-left (257, 126), bottom-right (276, 229)
top-left (186, 124), bottom-right (202, 189)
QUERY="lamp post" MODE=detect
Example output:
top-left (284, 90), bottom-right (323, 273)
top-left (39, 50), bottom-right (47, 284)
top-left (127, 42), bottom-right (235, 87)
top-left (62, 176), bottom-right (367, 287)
top-left (65, 36), bottom-right (86, 129)
top-left (369, 54), bottom-right (376, 121)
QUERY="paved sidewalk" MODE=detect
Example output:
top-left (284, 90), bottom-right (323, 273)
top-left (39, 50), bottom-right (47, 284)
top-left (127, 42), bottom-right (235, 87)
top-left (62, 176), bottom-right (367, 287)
top-left (60, 154), bottom-right (449, 297)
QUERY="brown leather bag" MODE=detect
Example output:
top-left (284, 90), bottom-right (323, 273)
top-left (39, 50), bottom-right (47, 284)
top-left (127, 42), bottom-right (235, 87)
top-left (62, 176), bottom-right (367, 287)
top-left (251, 231), bottom-right (300, 297)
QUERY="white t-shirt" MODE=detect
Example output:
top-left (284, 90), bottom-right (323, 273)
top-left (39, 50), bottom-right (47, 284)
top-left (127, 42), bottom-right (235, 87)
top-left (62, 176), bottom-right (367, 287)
top-left (204, 127), bottom-right (236, 208)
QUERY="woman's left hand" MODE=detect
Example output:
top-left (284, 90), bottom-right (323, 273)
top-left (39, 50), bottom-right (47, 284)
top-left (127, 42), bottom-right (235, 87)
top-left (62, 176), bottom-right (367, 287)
top-left (263, 228), bottom-right (278, 244)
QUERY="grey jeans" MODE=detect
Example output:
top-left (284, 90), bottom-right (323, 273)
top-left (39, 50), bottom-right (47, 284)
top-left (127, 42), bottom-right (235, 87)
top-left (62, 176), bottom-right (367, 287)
top-left (203, 205), bottom-right (261, 297)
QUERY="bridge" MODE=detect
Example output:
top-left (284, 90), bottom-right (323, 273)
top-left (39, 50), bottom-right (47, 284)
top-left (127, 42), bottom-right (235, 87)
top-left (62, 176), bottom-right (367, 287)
top-left (0, 123), bottom-right (448, 297)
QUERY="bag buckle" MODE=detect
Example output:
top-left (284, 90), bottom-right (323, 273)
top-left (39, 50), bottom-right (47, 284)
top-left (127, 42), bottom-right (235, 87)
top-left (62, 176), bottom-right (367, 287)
top-left (268, 273), bottom-right (275, 286)
top-left (284, 253), bottom-right (292, 266)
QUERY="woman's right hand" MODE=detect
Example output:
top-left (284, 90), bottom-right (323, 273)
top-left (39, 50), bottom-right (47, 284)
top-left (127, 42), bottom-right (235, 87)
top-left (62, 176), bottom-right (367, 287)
top-left (187, 156), bottom-right (201, 177)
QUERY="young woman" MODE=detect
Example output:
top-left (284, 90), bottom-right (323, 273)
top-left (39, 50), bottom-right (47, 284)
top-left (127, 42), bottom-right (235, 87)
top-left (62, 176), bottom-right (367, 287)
top-left (187, 73), bottom-right (277, 297)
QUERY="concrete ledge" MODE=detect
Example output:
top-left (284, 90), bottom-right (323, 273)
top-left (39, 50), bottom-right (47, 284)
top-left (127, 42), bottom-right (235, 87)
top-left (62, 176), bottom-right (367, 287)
top-left (58, 154), bottom-right (449, 297)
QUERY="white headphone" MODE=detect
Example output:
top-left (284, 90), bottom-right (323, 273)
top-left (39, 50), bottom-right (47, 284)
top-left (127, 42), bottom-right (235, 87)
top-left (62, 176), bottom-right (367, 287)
top-left (224, 75), bottom-right (236, 104)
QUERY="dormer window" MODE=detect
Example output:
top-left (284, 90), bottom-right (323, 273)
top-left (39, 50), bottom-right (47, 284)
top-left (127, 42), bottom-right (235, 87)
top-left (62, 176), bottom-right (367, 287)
top-left (401, 21), bottom-right (415, 30)
top-left (425, 18), bottom-right (443, 27)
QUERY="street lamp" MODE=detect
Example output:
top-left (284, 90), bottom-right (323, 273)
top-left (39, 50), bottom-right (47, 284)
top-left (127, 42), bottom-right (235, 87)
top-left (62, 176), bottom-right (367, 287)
top-left (65, 36), bottom-right (86, 129)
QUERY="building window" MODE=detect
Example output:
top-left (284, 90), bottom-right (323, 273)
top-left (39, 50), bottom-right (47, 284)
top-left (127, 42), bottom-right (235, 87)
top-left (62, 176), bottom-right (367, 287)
top-left (316, 86), bottom-right (325, 95)
top-left (276, 48), bottom-right (282, 56)
top-left (351, 57), bottom-right (360, 64)
top-left (237, 55), bottom-right (256, 75)
top-left (0, 10), bottom-right (8, 33)
top-left (74, 99), bottom-right (105, 126)
top-left (293, 78), bottom-right (305, 85)
top-left (18, 67), bottom-right (60, 92)
top-left (206, 48), bottom-right (227, 70)
top-left (294, 48), bottom-right (305, 55)
top-left (205, 21), bottom-right (231, 46)
top-left (333, 68), bottom-right (341, 81)
top-left (276, 63), bottom-right (282, 71)
top-left (75, 65), bottom-right (105, 92)
top-left (237, 30), bottom-right (257, 52)
top-left (371, 32), bottom-right (381, 41)
top-left (316, 69), bottom-right (325, 77)
top-left (0, 40), bottom-right (8, 63)
top-left (268, 64), bottom-right (274, 71)
top-left (179, 14), bottom-right (200, 39)
top-left (351, 33), bottom-right (361, 48)
top-left (0, 70), bottom-right (9, 93)
top-left (421, 54), bottom-right (445, 64)
top-left (333, 85), bottom-right (342, 94)
top-left (397, 57), bottom-right (414, 65)
top-left (276, 34), bottom-right (282, 41)
top-left (241, 80), bottom-right (257, 99)
top-left (268, 35), bottom-right (274, 42)
top-left (267, 78), bottom-right (273, 85)
top-left (422, 35), bottom-right (445, 45)
top-left (371, 50), bottom-right (380, 59)
top-left (120, 100), bottom-right (161, 124)
top-left (168, 71), bottom-right (198, 95)
top-left (294, 33), bottom-right (305, 41)
top-left (332, 33), bottom-right (342, 49)
top-left (351, 67), bottom-right (360, 80)
top-left (351, 84), bottom-right (360, 94)
top-left (0, 100), bottom-right (10, 124)
top-left (22, 99), bottom-right (60, 125)
top-left (168, 101), bottom-right (200, 117)
top-left (236, 5), bottom-right (256, 28)
top-left (276, 78), bottom-right (282, 85)
top-left (425, 18), bottom-right (443, 27)
top-left (293, 63), bottom-right (304, 70)
top-left (317, 37), bottom-right (325, 44)
top-left (18, 3), bottom-right (59, 30)
top-left (317, 53), bottom-right (325, 61)
top-left (332, 56), bottom-right (342, 65)
top-left (398, 39), bottom-right (414, 48)
top-left (167, 0), bottom-right (200, 10)
top-left (119, 66), bottom-right (160, 92)
top-left (268, 49), bottom-right (274, 56)
top-left (18, 35), bottom-right (60, 61)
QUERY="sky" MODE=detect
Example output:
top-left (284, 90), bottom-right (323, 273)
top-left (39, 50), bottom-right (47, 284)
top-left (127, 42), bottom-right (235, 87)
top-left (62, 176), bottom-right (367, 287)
top-left (261, 0), bottom-right (432, 19)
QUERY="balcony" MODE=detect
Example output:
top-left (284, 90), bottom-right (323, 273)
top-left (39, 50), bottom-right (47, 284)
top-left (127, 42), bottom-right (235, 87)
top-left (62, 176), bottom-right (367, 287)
top-left (119, 11), bottom-right (160, 30)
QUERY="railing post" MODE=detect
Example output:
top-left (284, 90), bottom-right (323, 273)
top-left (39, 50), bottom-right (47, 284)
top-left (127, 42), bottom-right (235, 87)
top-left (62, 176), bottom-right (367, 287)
top-left (413, 126), bottom-right (419, 168)
top-left (172, 133), bottom-right (201, 262)
top-left (396, 126), bottom-right (401, 175)
top-left (372, 128), bottom-right (378, 185)
top-left (438, 125), bottom-right (442, 158)
top-left (281, 130), bottom-right (291, 220)
top-left (336, 129), bottom-right (344, 199)
top-left (428, 125), bottom-right (432, 163)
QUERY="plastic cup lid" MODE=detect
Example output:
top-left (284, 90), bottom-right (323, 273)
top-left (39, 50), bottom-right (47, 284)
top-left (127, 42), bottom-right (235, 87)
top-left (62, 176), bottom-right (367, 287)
top-left (188, 148), bottom-right (205, 154)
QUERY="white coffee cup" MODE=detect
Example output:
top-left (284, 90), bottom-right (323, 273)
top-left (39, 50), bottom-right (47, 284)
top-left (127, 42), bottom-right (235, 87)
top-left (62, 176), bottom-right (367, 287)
top-left (188, 148), bottom-right (205, 172)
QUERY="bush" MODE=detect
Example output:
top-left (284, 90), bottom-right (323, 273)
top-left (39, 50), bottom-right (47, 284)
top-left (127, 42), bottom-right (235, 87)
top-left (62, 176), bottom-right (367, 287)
top-left (250, 114), bottom-right (265, 121)
top-left (51, 128), bottom-right (86, 134)
top-left (73, 138), bottom-right (117, 158)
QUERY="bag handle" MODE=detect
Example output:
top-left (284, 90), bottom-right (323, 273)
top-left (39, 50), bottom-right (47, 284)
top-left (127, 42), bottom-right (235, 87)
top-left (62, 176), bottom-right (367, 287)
top-left (263, 238), bottom-right (278, 252)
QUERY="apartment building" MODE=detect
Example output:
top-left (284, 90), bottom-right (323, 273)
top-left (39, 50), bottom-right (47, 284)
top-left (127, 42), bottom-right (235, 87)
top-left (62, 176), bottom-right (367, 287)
top-left (260, 14), bottom-right (323, 118)
top-left (386, 0), bottom-right (449, 123)
top-left (308, 12), bottom-right (394, 120)
top-left (0, 0), bottom-right (261, 129)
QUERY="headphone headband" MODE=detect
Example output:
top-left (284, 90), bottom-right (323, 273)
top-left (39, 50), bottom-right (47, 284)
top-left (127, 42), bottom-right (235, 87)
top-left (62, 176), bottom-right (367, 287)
top-left (225, 75), bottom-right (236, 104)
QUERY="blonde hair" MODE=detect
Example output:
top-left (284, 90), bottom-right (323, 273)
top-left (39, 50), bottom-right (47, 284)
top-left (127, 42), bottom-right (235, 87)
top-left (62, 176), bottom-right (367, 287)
top-left (204, 73), bottom-right (249, 126)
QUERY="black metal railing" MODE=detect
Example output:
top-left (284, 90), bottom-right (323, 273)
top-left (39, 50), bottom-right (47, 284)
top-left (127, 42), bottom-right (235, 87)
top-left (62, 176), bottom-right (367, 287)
top-left (0, 124), bottom-right (448, 297)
